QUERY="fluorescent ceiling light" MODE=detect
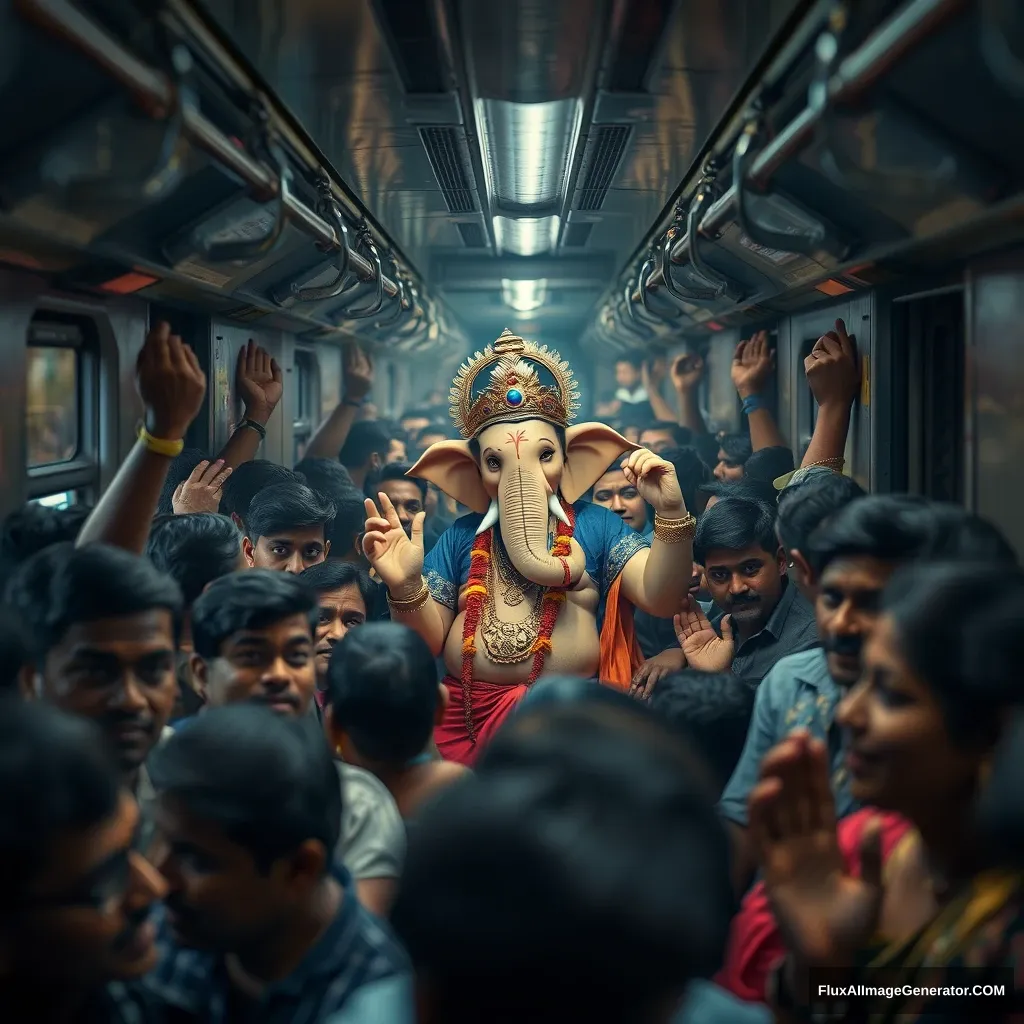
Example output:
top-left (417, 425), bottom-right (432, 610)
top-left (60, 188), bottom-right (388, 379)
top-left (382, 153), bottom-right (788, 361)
top-left (502, 278), bottom-right (548, 313)
top-left (493, 215), bottom-right (560, 256)
top-left (477, 99), bottom-right (582, 208)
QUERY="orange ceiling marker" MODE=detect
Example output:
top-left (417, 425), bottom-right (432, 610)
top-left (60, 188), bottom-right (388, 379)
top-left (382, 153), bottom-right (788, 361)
top-left (99, 270), bottom-right (159, 294)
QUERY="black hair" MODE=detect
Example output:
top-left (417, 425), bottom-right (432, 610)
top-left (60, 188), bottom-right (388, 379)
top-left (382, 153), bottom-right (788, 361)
top-left (147, 704), bottom-right (341, 872)
top-left (518, 674), bottom-right (618, 711)
top-left (698, 477), bottom-right (778, 508)
top-left (641, 421), bottom-right (692, 447)
top-left (807, 496), bottom-right (1015, 576)
top-left (776, 471), bottom-right (866, 555)
top-left (156, 448), bottom-right (210, 515)
top-left (744, 445), bottom-right (796, 485)
top-left (468, 424), bottom-right (566, 464)
top-left (338, 420), bottom-right (390, 469)
top-left (392, 700), bottom-right (734, 1023)
top-left (219, 461), bottom-right (306, 526)
top-left (978, 709), bottom-right (1024, 864)
top-left (693, 496), bottom-right (778, 566)
top-left (0, 699), bottom-right (120, 909)
top-left (648, 671), bottom-right (757, 797)
top-left (325, 622), bottom-right (438, 761)
top-left (656, 446), bottom-right (711, 514)
top-left (0, 606), bottom-right (30, 691)
top-left (190, 570), bottom-right (318, 660)
top-left (718, 433), bottom-right (753, 466)
top-left (245, 482), bottom-right (336, 543)
top-left (400, 407), bottom-right (435, 423)
top-left (0, 502), bottom-right (92, 575)
top-left (883, 561), bottom-right (1024, 747)
top-left (299, 560), bottom-right (374, 610)
top-left (6, 543), bottom-right (183, 660)
top-left (416, 421), bottom-right (451, 442)
top-left (146, 513), bottom-right (241, 607)
top-left (293, 457), bottom-right (354, 497)
top-left (323, 489), bottom-right (368, 556)
top-left (379, 462), bottom-right (428, 501)
top-left (615, 352), bottom-right (644, 369)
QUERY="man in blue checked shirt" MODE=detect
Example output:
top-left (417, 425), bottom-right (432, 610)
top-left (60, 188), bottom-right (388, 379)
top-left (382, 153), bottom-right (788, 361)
top-left (144, 705), bottom-right (406, 1024)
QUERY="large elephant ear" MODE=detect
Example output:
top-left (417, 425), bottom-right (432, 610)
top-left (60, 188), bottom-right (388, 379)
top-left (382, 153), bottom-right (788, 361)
top-left (408, 440), bottom-right (489, 514)
top-left (561, 422), bottom-right (639, 503)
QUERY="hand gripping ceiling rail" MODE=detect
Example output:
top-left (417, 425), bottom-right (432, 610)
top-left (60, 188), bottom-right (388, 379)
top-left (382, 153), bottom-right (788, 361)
top-left (629, 0), bottom-right (970, 306)
top-left (13, 0), bottom-right (403, 301)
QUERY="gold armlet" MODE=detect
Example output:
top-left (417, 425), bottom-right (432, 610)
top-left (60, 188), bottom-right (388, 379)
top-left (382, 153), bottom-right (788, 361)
top-left (387, 579), bottom-right (430, 613)
top-left (653, 512), bottom-right (697, 544)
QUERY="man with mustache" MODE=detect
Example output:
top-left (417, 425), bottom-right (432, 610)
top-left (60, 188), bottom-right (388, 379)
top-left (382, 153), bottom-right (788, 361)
top-left (188, 570), bottom-right (405, 918)
top-left (717, 493), bottom-right (1016, 894)
top-left (7, 542), bottom-right (182, 848)
top-left (0, 699), bottom-right (169, 1024)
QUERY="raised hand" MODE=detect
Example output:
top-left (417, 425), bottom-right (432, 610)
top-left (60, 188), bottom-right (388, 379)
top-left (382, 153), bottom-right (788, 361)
top-left (622, 447), bottom-right (685, 515)
top-left (629, 647), bottom-right (686, 700)
top-left (805, 318), bottom-right (860, 411)
top-left (343, 345), bottom-right (374, 403)
top-left (136, 322), bottom-right (207, 440)
top-left (731, 330), bottom-right (774, 399)
top-left (236, 340), bottom-right (283, 421)
top-left (362, 492), bottom-right (425, 594)
top-left (675, 596), bottom-right (734, 672)
top-left (671, 352), bottom-right (705, 392)
top-left (750, 732), bottom-right (884, 970)
top-left (172, 459), bottom-right (232, 514)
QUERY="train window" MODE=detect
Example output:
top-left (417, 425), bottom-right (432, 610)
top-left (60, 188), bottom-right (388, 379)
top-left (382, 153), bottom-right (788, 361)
top-left (26, 346), bottom-right (78, 467)
top-left (291, 349), bottom-right (318, 464)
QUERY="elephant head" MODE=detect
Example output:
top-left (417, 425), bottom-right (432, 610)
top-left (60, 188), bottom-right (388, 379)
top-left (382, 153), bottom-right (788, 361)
top-left (409, 419), bottom-right (635, 587)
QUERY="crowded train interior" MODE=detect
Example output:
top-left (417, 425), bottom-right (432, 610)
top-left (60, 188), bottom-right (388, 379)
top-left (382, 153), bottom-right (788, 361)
top-left (4, 0), bottom-right (1024, 1021)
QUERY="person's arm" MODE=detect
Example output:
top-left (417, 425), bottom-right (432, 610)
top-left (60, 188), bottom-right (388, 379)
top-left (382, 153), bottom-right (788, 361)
top-left (800, 319), bottom-right (860, 469)
top-left (641, 358), bottom-right (678, 423)
top-left (304, 346), bottom-right (374, 461)
top-left (76, 322), bottom-right (206, 554)
top-left (732, 330), bottom-right (788, 452)
top-left (669, 353), bottom-right (708, 435)
top-left (214, 340), bottom-right (283, 470)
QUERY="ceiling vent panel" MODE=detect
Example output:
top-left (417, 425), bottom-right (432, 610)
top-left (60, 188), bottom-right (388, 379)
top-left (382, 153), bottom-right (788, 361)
top-left (418, 126), bottom-right (476, 214)
top-left (575, 125), bottom-right (631, 211)
top-left (457, 222), bottom-right (487, 248)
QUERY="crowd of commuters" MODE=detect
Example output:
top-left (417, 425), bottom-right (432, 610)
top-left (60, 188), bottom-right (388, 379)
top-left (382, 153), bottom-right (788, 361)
top-left (3, 317), bottom-right (1024, 1023)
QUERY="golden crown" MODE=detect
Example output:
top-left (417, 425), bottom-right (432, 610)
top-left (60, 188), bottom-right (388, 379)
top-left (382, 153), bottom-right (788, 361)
top-left (449, 329), bottom-right (581, 439)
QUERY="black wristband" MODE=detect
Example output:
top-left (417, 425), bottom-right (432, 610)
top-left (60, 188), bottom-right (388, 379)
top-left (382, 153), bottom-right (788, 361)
top-left (240, 418), bottom-right (267, 440)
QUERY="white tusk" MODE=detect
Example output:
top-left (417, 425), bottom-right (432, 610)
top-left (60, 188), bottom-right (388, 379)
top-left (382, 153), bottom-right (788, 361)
top-left (475, 498), bottom-right (499, 535)
top-left (548, 493), bottom-right (571, 527)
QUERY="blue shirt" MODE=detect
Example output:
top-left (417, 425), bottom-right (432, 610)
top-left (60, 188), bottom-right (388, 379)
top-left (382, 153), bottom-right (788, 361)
top-left (423, 501), bottom-right (650, 621)
top-left (718, 647), bottom-right (854, 827)
top-left (324, 975), bottom-right (769, 1024)
top-left (145, 864), bottom-right (407, 1024)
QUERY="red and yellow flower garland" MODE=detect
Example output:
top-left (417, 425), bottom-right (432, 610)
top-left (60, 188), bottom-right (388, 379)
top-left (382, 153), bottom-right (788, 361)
top-left (459, 499), bottom-right (577, 744)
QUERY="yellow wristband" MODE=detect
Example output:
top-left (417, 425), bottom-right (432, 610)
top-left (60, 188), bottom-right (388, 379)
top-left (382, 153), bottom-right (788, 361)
top-left (137, 424), bottom-right (185, 458)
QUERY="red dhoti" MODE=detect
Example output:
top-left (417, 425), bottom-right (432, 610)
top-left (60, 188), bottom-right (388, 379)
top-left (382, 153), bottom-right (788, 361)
top-left (434, 574), bottom-right (644, 767)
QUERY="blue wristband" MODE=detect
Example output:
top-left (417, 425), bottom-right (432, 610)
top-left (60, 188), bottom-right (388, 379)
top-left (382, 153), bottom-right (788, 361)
top-left (741, 394), bottom-right (765, 415)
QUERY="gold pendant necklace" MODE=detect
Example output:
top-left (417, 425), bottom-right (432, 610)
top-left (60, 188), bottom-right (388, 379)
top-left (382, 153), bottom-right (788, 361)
top-left (491, 536), bottom-right (533, 607)
top-left (480, 550), bottom-right (543, 665)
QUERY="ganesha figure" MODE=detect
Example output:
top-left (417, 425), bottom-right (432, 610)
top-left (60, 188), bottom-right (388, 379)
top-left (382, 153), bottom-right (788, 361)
top-left (362, 329), bottom-right (696, 765)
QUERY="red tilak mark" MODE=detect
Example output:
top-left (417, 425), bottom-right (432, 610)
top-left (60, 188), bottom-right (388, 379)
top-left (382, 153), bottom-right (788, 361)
top-left (507, 429), bottom-right (527, 459)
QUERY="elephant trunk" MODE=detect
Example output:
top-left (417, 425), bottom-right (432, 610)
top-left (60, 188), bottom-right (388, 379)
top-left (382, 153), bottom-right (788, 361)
top-left (498, 467), bottom-right (573, 589)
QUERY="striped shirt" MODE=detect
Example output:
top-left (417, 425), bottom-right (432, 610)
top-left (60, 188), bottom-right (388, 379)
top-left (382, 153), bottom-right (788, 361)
top-left (145, 863), bottom-right (407, 1024)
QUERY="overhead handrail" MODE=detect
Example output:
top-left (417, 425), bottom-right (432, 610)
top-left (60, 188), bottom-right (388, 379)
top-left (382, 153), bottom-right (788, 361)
top-left (618, 287), bottom-right (656, 340)
top-left (62, 41), bottom-right (193, 205)
top-left (659, 219), bottom-right (720, 303)
top-left (979, 0), bottom-right (1024, 98)
top-left (373, 257), bottom-right (410, 329)
top-left (334, 229), bottom-right (385, 319)
top-left (193, 104), bottom-right (291, 263)
top-left (814, 5), bottom-right (957, 198)
top-left (734, 119), bottom-right (849, 260)
top-left (285, 176), bottom-right (357, 303)
top-left (15, 0), bottom-right (401, 297)
top-left (685, 186), bottom-right (743, 301)
top-left (637, 252), bottom-right (683, 321)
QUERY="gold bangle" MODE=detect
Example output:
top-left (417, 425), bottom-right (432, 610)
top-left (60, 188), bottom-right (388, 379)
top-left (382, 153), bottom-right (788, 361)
top-left (653, 512), bottom-right (697, 544)
top-left (805, 457), bottom-right (845, 472)
top-left (387, 578), bottom-right (430, 613)
top-left (137, 423), bottom-right (185, 458)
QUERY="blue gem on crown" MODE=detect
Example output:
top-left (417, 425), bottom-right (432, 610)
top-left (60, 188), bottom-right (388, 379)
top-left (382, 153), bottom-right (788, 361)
top-left (505, 387), bottom-right (524, 407)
